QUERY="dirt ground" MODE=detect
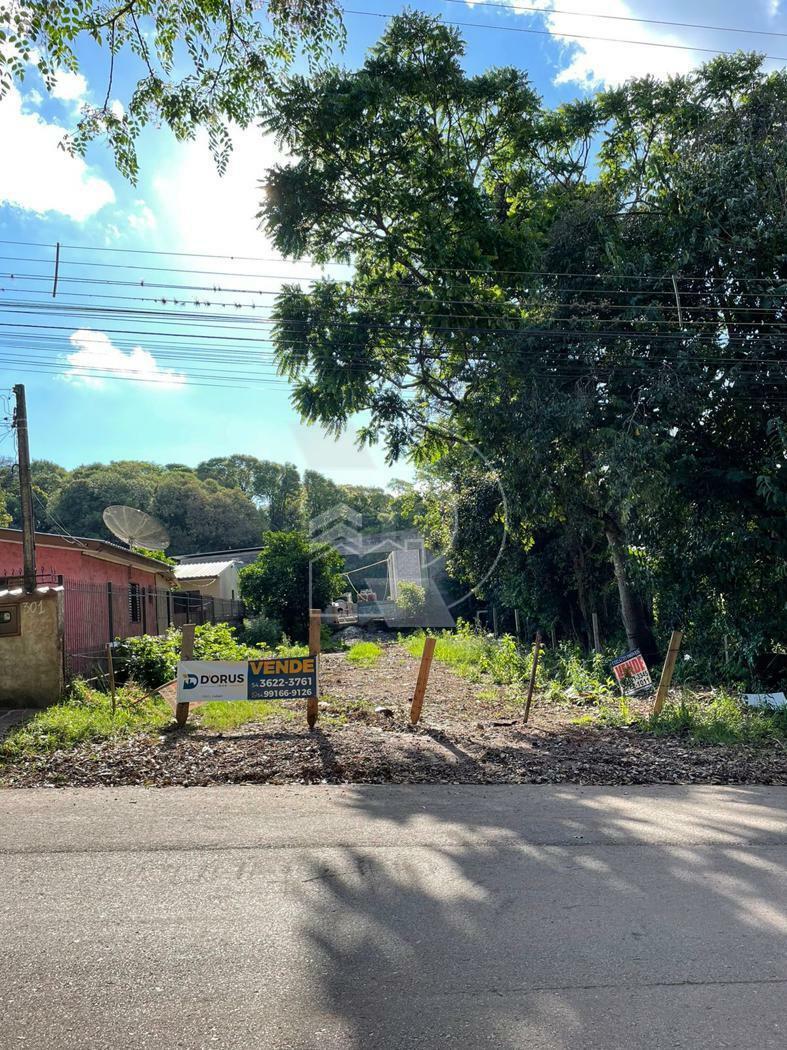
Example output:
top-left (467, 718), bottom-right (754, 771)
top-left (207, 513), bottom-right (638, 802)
top-left (2, 644), bottom-right (785, 787)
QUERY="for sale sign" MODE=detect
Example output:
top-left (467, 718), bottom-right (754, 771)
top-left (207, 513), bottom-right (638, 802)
top-left (177, 661), bottom-right (248, 702)
top-left (611, 649), bottom-right (654, 697)
top-left (176, 657), bottom-right (318, 702)
top-left (248, 656), bottom-right (318, 701)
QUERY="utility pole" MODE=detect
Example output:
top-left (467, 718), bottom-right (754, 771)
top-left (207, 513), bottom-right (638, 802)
top-left (12, 384), bottom-right (36, 593)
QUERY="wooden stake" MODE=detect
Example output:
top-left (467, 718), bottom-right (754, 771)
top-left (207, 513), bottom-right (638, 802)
top-left (523, 631), bottom-right (542, 724)
top-left (175, 623), bottom-right (196, 728)
top-left (307, 609), bottom-right (321, 730)
top-left (106, 643), bottom-right (116, 717)
top-left (514, 609), bottom-right (521, 639)
top-left (492, 606), bottom-right (499, 637)
top-left (592, 612), bottom-right (602, 654)
top-left (652, 629), bottom-right (683, 717)
top-left (410, 636), bottom-right (437, 725)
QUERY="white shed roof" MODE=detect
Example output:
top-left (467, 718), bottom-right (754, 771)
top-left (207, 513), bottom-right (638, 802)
top-left (173, 560), bottom-right (238, 580)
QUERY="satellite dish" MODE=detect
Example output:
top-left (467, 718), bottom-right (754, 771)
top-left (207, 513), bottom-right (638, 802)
top-left (102, 505), bottom-right (171, 551)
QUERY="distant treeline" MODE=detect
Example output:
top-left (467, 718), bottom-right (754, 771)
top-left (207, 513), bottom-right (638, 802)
top-left (0, 454), bottom-right (417, 555)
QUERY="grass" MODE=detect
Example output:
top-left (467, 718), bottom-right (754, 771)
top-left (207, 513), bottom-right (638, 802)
top-left (345, 641), bottom-right (383, 667)
top-left (402, 627), bottom-right (522, 683)
top-left (647, 691), bottom-right (787, 744)
top-left (194, 699), bottom-right (295, 732)
top-left (0, 680), bottom-right (170, 758)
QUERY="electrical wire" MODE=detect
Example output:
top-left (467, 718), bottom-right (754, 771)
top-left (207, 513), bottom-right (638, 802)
top-left (439, 0), bottom-right (787, 40)
top-left (343, 7), bottom-right (787, 62)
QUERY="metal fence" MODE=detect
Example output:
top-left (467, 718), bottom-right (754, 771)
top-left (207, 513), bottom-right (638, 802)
top-left (60, 578), bottom-right (244, 680)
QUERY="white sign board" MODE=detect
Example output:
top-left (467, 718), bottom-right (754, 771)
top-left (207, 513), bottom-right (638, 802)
top-left (177, 661), bottom-right (247, 702)
top-left (743, 692), bottom-right (786, 710)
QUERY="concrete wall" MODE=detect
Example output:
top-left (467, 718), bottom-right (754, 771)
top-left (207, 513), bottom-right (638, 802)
top-left (0, 588), bottom-right (65, 708)
top-left (176, 565), bottom-right (240, 601)
top-left (388, 548), bottom-right (424, 601)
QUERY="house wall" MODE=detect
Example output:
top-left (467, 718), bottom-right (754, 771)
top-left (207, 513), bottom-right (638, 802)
top-left (176, 565), bottom-right (240, 601)
top-left (0, 538), bottom-right (173, 674)
top-left (0, 538), bottom-right (165, 589)
top-left (0, 588), bottom-right (64, 707)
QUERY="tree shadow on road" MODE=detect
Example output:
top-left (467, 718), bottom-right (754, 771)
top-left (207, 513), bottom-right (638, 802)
top-left (283, 785), bottom-right (787, 1049)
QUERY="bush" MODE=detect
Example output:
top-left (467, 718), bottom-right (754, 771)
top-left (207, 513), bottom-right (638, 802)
top-left (239, 531), bottom-right (345, 640)
top-left (116, 622), bottom-right (259, 689)
top-left (395, 582), bottom-right (427, 620)
top-left (239, 613), bottom-right (283, 649)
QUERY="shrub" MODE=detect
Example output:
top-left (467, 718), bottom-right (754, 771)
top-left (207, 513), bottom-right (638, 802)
top-left (238, 531), bottom-right (345, 640)
top-left (116, 622), bottom-right (259, 689)
top-left (395, 582), bottom-right (427, 621)
top-left (240, 613), bottom-right (283, 648)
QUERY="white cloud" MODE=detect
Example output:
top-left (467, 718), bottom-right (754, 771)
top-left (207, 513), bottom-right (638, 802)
top-left (0, 85), bottom-right (114, 220)
top-left (64, 329), bottom-right (186, 390)
top-left (51, 67), bottom-right (88, 103)
top-left (128, 200), bottom-right (157, 232)
top-left (466, 0), bottom-right (787, 87)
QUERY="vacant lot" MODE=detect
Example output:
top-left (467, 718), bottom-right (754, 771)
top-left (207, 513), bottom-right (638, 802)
top-left (1, 640), bottom-right (785, 788)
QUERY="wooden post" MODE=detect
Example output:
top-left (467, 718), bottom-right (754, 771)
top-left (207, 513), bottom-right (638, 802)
top-left (307, 609), bottom-right (321, 730)
top-left (492, 606), bottom-right (499, 637)
top-left (592, 612), bottom-right (602, 654)
top-left (410, 636), bottom-right (436, 725)
top-left (652, 629), bottom-right (683, 716)
top-left (523, 631), bottom-right (542, 724)
top-left (514, 609), bottom-right (521, 639)
top-left (550, 624), bottom-right (557, 650)
top-left (106, 643), bottom-right (117, 717)
top-left (175, 623), bottom-right (196, 728)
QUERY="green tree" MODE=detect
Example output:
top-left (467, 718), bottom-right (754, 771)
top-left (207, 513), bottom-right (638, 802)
top-left (47, 460), bottom-right (162, 538)
top-left (1, 0), bottom-right (343, 181)
top-left (197, 454), bottom-right (304, 530)
top-left (0, 458), bottom-right (68, 531)
top-left (151, 472), bottom-right (261, 554)
top-left (262, 13), bottom-right (787, 664)
top-left (238, 531), bottom-right (344, 639)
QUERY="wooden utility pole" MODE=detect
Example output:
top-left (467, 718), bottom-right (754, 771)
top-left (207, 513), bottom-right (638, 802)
top-left (12, 385), bottom-right (36, 593)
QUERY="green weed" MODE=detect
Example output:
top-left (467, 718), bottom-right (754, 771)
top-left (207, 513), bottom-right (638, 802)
top-left (194, 700), bottom-right (294, 731)
top-left (646, 690), bottom-right (787, 744)
top-left (346, 641), bottom-right (383, 667)
top-left (0, 680), bottom-right (169, 758)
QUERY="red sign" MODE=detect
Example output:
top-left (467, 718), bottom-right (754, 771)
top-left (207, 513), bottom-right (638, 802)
top-left (611, 649), bottom-right (653, 696)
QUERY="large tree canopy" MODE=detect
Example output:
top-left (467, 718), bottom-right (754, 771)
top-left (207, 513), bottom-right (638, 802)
top-left (262, 12), bottom-right (787, 665)
top-left (0, 0), bottom-right (343, 180)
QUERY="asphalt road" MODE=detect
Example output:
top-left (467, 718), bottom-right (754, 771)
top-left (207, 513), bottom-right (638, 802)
top-left (1, 784), bottom-right (785, 1049)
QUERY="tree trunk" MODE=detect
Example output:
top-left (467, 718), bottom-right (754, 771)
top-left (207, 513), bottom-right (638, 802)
top-left (605, 523), bottom-right (660, 665)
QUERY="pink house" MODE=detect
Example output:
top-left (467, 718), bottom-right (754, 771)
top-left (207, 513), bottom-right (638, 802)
top-left (0, 528), bottom-right (175, 676)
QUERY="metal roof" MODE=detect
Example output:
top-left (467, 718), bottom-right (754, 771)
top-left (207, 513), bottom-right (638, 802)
top-left (173, 560), bottom-right (239, 580)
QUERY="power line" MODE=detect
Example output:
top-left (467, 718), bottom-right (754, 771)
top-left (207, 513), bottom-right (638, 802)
top-left (344, 8), bottom-right (787, 62)
top-left (4, 239), bottom-right (787, 285)
top-left (440, 0), bottom-right (787, 40)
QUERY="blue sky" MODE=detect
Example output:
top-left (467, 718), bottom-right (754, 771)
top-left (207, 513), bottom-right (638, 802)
top-left (1, 0), bottom-right (785, 487)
